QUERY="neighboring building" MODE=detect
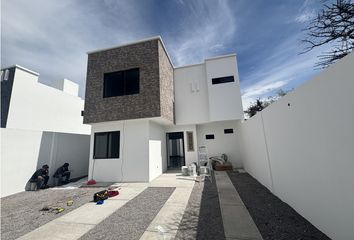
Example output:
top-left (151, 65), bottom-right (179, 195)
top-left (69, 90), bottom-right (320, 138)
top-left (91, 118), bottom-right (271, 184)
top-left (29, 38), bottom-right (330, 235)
top-left (84, 36), bottom-right (244, 182)
top-left (1, 65), bottom-right (91, 197)
top-left (1, 65), bottom-right (90, 134)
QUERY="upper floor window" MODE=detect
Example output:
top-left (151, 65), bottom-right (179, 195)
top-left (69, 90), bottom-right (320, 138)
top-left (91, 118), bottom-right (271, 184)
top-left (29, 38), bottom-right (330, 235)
top-left (103, 68), bottom-right (139, 98)
top-left (212, 76), bottom-right (234, 85)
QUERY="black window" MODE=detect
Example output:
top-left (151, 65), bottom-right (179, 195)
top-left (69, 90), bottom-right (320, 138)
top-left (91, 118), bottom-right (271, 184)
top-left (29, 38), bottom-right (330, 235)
top-left (206, 134), bottom-right (215, 140)
top-left (94, 131), bottom-right (120, 159)
top-left (103, 68), bottom-right (139, 98)
top-left (212, 76), bottom-right (234, 85)
top-left (224, 128), bottom-right (234, 134)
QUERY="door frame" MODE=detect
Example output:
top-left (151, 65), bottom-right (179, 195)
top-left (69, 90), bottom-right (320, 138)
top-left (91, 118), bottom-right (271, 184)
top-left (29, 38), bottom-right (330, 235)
top-left (166, 131), bottom-right (186, 169)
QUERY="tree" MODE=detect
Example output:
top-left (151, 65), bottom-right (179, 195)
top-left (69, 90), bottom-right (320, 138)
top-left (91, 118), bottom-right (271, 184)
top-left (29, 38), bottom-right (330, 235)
top-left (244, 99), bottom-right (267, 118)
top-left (244, 89), bottom-right (292, 118)
top-left (302, 0), bottom-right (354, 68)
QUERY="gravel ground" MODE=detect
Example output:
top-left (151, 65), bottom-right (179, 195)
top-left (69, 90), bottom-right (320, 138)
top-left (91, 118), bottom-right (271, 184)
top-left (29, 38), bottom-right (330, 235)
top-left (1, 187), bottom-right (104, 240)
top-left (175, 176), bottom-right (225, 240)
top-left (79, 187), bottom-right (175, 240)
top-left (227, 171), bottom-right (331, 240)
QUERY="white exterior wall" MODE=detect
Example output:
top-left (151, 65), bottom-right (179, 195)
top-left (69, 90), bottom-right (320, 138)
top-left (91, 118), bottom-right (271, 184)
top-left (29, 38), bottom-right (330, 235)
top-left (205, 55), bottom-right (244, 122)
top-left (148, 121), bottom-right (166, 181)
top-left (239, 53), bottom-right (354, 240)
top-left (165, 124), bottom-right (198, 166)
top-left (52, 78), bottom-right (79, 97)
top-left (174, 55), bottom-right (243, 125)
top-left (238, 114), bottom-right (273, 190)
top-left (88, 119), bottom-right (150, 182)
top-left (197, 120), bottom-right (243, 168)
top-left (174, 64), bottom-right (209, 124)
top-left (1, 128), bottom-right (90, 197)
top-left (6, 67), bottom-right (90, 134)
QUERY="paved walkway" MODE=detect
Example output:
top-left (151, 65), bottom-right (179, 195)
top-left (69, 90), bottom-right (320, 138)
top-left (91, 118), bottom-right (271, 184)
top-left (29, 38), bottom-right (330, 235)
top-left (17, 171), bottom-right (262, 240)
top-left (17, 172), bottom-right (194, 240)
top-left (215, 171), bottom-right (263, 240)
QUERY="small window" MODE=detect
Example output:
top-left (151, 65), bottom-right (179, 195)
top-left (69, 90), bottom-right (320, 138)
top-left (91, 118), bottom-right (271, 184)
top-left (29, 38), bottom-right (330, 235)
top-left (94, 131), bottom-right (120, 159)
top-left (224, 129), bottom-right (234, 134)
top-left (212, 76), bottom-right (234, 85)
top-left (103, 68), bottom-right (139, 98)
top-left (3, 69), bottom-right (9, 81)
top-left (206, 134), bottom-right (215, 140)
top-left (186, 131), bottom-right (194, 151)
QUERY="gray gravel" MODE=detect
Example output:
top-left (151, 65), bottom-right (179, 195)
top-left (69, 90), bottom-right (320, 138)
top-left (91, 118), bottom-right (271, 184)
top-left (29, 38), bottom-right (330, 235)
top-left (175, 175), bottom-right (225, 240)
top-left (79, 187), bottom-right (175, 240)
top-left (1, 187), bottom-right (104, 240)
top-left (227, 171), bottom-right (331, 240)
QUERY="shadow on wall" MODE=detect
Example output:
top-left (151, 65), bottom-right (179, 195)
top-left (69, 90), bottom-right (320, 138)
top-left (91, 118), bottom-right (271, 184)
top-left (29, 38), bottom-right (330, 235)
top-left (35, 131), bottom-right (90, 186)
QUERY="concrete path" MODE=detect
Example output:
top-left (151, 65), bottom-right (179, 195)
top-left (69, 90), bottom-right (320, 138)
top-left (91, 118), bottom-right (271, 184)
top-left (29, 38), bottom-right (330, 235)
top-left (139, 173), bottom-right (195, 240)
top-left (215, 171), bottom-right (263, 240)
top-left (17, 184), bottom-right (147, 240)
top-left (17, 172), bottom-right (194, 240)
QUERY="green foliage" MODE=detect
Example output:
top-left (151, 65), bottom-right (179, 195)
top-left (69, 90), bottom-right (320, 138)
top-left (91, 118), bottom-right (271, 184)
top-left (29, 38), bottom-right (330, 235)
top-left (244, 89), bottom-right (292, 118)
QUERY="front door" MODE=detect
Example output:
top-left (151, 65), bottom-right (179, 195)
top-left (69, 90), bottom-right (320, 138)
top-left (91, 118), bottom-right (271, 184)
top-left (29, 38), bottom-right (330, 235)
top-left (166, 132), bottom-right (185, 169)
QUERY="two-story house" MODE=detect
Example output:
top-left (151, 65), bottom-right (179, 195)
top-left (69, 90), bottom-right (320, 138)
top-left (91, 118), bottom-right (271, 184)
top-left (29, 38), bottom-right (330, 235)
top-left (84, 36), bottom-right (244, 182)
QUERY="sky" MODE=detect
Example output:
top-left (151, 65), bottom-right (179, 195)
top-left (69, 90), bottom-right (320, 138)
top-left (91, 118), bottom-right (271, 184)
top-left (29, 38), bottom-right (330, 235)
top-left (1, 0), bottom-right (333, 110)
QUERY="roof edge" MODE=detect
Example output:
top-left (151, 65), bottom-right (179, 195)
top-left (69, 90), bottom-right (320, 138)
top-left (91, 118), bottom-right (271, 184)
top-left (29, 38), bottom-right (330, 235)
top-left (87, 36), bottom-right (175, 68)
top-left (1, 65), bottom-right (40, 76)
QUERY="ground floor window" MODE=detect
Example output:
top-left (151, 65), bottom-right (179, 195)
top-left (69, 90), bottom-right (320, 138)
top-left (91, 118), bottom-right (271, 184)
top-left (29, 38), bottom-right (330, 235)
top-left (94, 131), bottom-right (120, 159)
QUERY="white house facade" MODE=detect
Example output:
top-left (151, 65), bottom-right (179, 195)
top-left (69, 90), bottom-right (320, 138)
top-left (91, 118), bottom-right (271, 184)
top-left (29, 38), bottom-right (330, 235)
top-left (84, 36), bottom-right (244, 182)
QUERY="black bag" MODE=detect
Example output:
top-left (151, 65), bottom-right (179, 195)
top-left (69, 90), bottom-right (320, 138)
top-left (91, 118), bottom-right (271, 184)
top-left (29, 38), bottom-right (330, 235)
top-left (93, 190), bottom-right (108, 202)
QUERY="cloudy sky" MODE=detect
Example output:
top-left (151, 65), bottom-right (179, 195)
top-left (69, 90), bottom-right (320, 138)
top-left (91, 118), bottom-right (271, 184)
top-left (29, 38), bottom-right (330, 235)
top-left (2, 0), bottom-right (332, 109)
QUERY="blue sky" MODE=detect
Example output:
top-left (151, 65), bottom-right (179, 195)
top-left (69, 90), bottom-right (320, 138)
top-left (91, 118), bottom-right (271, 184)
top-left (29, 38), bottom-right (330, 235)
top-left (2, 0), bottom-right (332, 109)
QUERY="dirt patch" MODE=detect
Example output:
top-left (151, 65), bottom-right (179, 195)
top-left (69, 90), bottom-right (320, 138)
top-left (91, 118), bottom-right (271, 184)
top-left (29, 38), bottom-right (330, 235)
top-left (227, 171), bottom-right (331, 240)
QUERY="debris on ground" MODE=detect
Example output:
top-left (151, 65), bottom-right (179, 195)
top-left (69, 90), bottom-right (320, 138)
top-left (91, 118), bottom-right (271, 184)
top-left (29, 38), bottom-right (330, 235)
top-left (67, 200), bottom-right (74, 206)
top-left (40, 206), bottom-right (65, 214)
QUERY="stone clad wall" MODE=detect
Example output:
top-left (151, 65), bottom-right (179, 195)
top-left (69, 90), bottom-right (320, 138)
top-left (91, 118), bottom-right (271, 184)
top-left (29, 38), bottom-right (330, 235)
top-left (158, 41), bottom-right (174, 123)
top-left (84, 39), bottom-right (161, 123)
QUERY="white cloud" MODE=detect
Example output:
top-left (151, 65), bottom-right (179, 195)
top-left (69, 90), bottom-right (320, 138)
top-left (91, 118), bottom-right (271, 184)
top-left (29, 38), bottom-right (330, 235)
top-left (1, 0), bottom-right (151, 98)
top-left (165, 0), bottom-right (238, 66)
top-left (240, 32), bottom-right (329, 110)
top-left (295, 11), bottom-right (316, 23)
top-left (294, 0), bottom-right (316, 23)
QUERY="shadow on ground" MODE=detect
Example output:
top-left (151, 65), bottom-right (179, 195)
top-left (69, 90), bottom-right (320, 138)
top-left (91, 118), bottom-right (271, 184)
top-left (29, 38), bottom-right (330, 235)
top-left (175, 175), bottom-right (225, 240)
top-left (227, 171), bottom-right (331, 240)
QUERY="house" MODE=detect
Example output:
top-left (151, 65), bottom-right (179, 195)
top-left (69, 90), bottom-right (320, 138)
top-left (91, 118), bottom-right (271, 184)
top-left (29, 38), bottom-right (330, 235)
top-left (1, 65), bottom-right (91, 197)
top-left (84, 36), bottom-right (244, 182)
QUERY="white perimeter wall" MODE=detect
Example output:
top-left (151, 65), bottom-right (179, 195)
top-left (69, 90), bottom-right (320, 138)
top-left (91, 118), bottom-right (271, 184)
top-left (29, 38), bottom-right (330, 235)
top-left (1, 128), bottom-right (90, 197)
top-left (88, 119), bottom-right (150, 182)
top-left (239, 53), bottom-right (354, 240)
top-left (197, 120), bottom-right (243, 168)
top-left (6, 68), bottom-right (90, 134)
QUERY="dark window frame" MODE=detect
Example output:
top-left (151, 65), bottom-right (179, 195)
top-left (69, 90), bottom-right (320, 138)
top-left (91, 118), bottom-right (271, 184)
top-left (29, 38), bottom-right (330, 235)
top-left (94, 131), bottom-right (120, 159)
top-left (224, 128), bottom-right (234, 134)
top-left (103, 68), bottom-right (140, 98)
top-left (205, 134), bottom-right (215, 140)
top-left (212, 76), bottom-right (234, 85)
